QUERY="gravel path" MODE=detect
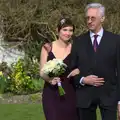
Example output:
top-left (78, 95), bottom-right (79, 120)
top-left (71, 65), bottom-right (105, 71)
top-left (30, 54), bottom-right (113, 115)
top-left (0, 92), bottom-right (42, 104)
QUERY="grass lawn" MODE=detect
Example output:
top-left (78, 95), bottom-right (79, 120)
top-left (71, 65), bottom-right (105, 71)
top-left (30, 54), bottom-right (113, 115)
top-left (0, 104), bottom-right (45, 120)
top-left (0, 104), bottom-right (103, 120)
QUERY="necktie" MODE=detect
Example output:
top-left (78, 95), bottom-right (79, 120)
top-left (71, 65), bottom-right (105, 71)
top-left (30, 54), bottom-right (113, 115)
top-left (93, 35), bottom-right (98, 52)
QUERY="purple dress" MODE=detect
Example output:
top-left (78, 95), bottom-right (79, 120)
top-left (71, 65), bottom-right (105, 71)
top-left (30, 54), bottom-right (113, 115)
top-left (42, 51), bottom-right (78, 120)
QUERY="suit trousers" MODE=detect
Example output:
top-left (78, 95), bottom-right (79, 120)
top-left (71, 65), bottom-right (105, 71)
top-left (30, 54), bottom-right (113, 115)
top-left (76, 98), bottom-right (117, 120)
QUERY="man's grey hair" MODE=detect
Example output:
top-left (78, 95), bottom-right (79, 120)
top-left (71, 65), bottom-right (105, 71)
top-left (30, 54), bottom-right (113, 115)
top-left (85, 3), bottom-right (105, 17)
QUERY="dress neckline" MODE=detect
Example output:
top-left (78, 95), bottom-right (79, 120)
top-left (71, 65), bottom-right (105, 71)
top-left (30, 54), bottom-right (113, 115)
top-left (50, 51), bottom-right (70, 61)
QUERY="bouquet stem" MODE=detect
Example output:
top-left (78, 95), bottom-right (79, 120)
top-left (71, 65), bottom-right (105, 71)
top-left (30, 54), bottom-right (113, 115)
top-left (57, 82), bottom-right (65, 96)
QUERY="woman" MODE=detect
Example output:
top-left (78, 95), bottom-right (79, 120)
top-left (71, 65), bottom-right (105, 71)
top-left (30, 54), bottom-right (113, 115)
top-left (40, 18), bottom-right (79, 120)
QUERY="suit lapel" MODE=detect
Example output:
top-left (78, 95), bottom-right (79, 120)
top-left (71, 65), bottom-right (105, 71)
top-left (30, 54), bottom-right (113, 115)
top-left (82, 32), bottom-right (95, 73)
top-left (86, 30), bottom-right (108, 54)
top-left (96, 30), bottom-right (108, 55)
top-left (85, 31), bottom-right (95, 59)
top-left (84, 31), bottom-right (108, 64)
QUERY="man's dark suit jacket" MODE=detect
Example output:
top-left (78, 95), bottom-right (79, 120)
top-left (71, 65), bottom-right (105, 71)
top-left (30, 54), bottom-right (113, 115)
top-left (70, 30), bottom-right (120, 108)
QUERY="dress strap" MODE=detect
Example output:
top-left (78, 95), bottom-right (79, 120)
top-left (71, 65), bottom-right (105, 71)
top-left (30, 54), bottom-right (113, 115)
top-left (43, 42), bottom-right (52, 53)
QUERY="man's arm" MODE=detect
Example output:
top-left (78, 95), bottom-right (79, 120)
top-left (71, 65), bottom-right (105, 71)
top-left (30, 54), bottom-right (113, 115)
top-left (70, 37), bottom-right (83, 87)
top-left (116, 36), bottom-right (120, 120)
top-left (116, 36), bottom-right (120, 101)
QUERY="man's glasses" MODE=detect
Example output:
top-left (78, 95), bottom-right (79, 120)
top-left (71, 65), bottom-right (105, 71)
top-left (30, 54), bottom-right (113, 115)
top-left (85, 16), bottom-right (96, 22)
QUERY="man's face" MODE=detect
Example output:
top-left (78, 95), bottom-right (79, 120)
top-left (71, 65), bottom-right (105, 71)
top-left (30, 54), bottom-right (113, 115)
top-left (86, 8), bottom-right (104, 33)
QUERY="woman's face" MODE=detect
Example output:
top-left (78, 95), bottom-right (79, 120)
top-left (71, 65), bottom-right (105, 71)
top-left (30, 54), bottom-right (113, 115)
top-left (58, 26), bottom-right (73, 42)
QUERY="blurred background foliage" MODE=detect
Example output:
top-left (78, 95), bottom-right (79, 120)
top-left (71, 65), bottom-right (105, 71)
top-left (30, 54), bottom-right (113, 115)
top-left (0, 0), bottom-right (120, 94)
top-left (0, 0), bottom-right (120, 59)
top-left (0, 58), bottom-right (44, 95)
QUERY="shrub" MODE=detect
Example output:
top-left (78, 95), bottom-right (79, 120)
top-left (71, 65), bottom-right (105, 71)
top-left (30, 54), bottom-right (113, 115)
top-left (9, 58), bottom-right (43, 94)
top-left (0, 71), bottom-right (7, 94)
top-left (0, 62), bottom-right (12, 93)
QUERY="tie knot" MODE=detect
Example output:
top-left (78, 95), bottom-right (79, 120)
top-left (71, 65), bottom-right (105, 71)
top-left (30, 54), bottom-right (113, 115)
top-left (94, 34), bottom-right (98, 39)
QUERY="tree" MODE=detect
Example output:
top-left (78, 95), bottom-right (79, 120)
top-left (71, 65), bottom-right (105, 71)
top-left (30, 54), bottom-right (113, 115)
top-left (0, 0), bottom-right (120, 59)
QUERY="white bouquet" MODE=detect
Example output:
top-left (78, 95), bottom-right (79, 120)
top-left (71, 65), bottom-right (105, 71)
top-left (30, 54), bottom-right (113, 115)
top-left (41, 58), bottom-right (67, 96)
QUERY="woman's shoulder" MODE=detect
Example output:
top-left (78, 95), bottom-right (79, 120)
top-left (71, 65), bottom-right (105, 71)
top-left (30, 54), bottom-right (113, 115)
top-left (42, 42), bottom-right (52, 53)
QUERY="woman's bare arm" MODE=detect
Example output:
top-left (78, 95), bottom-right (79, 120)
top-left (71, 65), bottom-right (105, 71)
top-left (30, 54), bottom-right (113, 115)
top-left (39, 45), bottom-right (60, 85)
top-left (39, 46), bottom-right (51, 82)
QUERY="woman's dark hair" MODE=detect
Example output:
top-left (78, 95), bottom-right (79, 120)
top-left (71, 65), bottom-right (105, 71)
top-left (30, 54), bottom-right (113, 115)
top-left (57, 18), bottom-right (75, 32)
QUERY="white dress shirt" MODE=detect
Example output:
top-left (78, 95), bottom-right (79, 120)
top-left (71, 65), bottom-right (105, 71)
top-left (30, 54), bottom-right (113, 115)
top-left (90, 27), bottom-right (103, 45)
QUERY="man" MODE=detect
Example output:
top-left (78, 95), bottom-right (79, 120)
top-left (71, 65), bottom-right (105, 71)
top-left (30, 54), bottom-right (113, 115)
top-left (70, 3), bottom-right (120, 120)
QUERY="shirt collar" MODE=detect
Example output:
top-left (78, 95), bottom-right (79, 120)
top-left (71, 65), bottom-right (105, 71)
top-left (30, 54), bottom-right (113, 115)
top-left (90, 27), bottom-right (104, 38)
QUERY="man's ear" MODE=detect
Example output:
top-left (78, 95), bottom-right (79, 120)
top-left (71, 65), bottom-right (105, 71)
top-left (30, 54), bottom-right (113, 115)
top-left (101, 16), bottom-right (105, 22)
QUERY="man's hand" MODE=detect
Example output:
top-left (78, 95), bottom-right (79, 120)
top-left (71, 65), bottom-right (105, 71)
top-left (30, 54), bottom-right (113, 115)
top-left (82, 75), bottom-right (104, 87)
top-left (118, 104), bottom-right (120, 120)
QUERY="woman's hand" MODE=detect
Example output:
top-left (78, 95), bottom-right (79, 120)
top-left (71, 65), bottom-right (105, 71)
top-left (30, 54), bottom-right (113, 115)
top-left (67, 68), bottom-right (80, 78)
top-left (49, 77), bottom-right (61, 85)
